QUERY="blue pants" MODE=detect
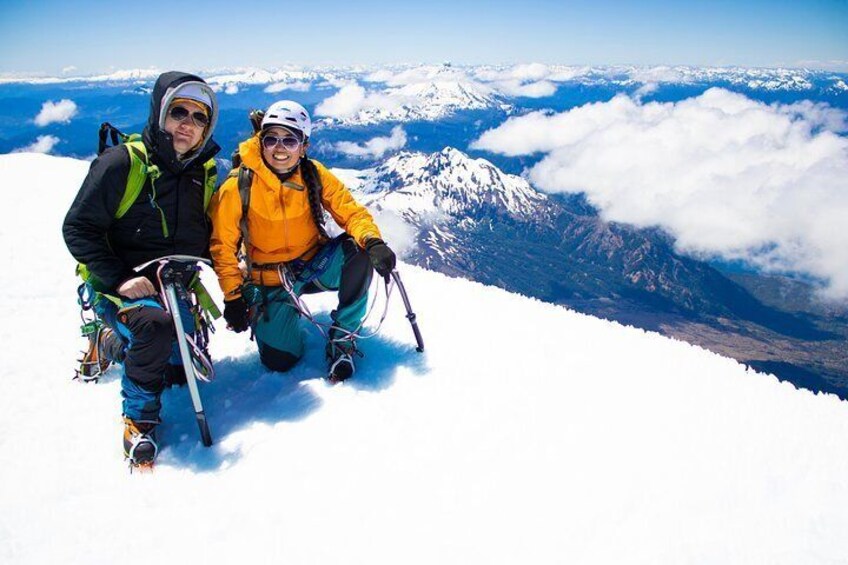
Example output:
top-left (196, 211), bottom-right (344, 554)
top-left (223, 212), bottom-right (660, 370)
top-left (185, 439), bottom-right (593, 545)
top-left (253, 235), bottom-right (373, 372)
top-left (94, 294), bottom-right (194, 422)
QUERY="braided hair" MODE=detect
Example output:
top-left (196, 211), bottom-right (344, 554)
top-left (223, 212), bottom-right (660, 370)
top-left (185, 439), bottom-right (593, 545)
top-left (299, 156), bottom-right (331, 241)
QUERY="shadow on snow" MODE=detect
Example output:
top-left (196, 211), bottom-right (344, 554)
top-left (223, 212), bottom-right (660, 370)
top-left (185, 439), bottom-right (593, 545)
top-left (156, 321), bottom-right (428, 473)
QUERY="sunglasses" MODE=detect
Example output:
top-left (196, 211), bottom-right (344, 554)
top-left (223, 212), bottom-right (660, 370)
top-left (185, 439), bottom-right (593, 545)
top-left (167, 105), bottom-right (210, 128)
top-left (261, 135), bottom-right (302, 151)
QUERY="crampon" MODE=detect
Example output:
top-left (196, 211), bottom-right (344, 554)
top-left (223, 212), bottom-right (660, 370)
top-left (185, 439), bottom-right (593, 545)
top-left (75, 323), bottom-right (112, 383)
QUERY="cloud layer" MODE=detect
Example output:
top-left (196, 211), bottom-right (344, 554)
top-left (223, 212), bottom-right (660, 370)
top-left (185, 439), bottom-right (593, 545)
top-left (474, 88), bottom-right (848, 300)
top-left (34, 99), bottom-right (77, 126)
top-left (334, 126), bottom-right (407, 158)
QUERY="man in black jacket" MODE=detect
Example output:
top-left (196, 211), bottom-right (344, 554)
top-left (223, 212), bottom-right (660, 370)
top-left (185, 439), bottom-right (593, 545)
top-left (63, 71), bottom-right (220, 467)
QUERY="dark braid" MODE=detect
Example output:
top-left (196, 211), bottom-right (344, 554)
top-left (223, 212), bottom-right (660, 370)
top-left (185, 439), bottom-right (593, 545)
top-left (299, 156), bottom-right (331, 241)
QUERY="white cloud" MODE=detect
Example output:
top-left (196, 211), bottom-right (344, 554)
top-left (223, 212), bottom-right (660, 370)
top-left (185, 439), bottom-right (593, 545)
top-left (14, 135), bottom-right (60, 154)
top-left (472, 64), bottom-right (564, 99)
top-left (475, 63), bottom-right (551, 83)
top-left (264, 81), bottom-right (312, 93)
top-left (334, 126), bottom-right (408, 158)
top-left (474, 88), bottom-right (848, 300)
top-left (61, 66), bottom-right (77, 74)
top-left (371, 209), bottom-right (417, 258)
top-left (318, 77), bottom-right (357, 89)
top-left (314, 84), bottom-right (406, 119)
top-left (546, 66), bottom-right (593, 82)
top-left (633, 82), bottom-right (660, 101)
top-left (34, 99), bottom-right (78, 126)
top-left (494, 79), bottom-right (557, 98)
top-left (629, 66), bottom-right (691, 84)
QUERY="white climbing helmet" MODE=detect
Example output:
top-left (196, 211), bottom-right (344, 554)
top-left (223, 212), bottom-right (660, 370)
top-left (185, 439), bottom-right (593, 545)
top-left (261, 100), bottom-right (312, 139)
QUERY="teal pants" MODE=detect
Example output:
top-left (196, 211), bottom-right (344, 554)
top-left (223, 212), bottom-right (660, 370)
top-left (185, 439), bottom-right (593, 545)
top-left (252, 235), bottom-right (373, 372)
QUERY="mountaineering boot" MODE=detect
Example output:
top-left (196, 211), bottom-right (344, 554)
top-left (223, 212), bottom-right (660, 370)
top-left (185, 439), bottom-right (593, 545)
top-left (123, 417), bottom-right (159, 469)
top-left (326, 333), bottom-right (359, 384)
top-left (77, 326), bottom-right (121, 381)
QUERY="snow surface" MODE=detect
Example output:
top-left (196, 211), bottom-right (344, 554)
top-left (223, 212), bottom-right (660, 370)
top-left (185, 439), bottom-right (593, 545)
top-left (1, 153), bottom-right (848, 564)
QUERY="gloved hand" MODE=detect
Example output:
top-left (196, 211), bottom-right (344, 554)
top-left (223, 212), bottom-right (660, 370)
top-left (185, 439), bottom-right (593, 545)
top-left (365, 238), bottom-right (396, 280)
top-left (223, 296), bottom-right (250, 333)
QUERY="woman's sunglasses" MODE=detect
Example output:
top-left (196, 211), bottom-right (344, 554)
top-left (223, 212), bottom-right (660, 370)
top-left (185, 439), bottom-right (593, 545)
top-left (261, 135), bottom-right (302, 151)
top-left (168, 105), bottom-right (210, 128)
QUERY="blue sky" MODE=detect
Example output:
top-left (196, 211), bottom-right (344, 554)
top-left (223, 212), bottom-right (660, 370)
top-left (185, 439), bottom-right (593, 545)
top-left (1, 0), bottom-right (846, 74)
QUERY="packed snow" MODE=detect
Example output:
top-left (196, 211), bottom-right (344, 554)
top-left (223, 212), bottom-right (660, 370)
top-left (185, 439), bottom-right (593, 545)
top-left (1, 152), bottom-right (847, 564)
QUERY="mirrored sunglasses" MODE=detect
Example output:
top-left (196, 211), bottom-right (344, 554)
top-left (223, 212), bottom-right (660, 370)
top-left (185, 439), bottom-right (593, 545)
top-left (168, 105), bottom-right (210, 127)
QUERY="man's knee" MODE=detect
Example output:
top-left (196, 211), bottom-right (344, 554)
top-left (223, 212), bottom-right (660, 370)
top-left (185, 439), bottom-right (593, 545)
top-left (122, 306), bottom-right (174, 344)
top-left (120, 306), bottom-right (174, 385)
top-left (258, 343), bottom-right (301, 372)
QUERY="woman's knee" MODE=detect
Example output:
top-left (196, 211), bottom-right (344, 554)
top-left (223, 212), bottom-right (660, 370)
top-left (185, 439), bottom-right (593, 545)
top-left (258, 342), bottom-right (302, 372)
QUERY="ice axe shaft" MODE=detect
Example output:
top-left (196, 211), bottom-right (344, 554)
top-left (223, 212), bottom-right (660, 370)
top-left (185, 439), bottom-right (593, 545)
top-left (391, 270), bottom-right (424, 353)
top-left (163, 279), bottom-right (213, 447)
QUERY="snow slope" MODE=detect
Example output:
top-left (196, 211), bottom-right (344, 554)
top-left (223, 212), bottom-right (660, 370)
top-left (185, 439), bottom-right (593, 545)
top-left (1, 153), bottom-right (848, 564)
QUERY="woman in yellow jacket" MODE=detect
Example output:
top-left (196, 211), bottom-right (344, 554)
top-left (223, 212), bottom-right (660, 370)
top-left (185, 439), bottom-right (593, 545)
top-left (209, 101), bottom-right (396, 382)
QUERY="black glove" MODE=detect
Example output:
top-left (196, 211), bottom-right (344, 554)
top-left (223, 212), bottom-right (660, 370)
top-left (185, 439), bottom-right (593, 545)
top-left (365, 238), bottom-right (396, 280)
top-left (223, 296), bottom-right (250, 333)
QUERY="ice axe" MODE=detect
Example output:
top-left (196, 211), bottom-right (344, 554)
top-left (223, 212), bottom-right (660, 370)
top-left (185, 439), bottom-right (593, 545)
top-left (135, 255), bottom-right (214, 447)
top-left (390, 270), bottom-right (424, 353)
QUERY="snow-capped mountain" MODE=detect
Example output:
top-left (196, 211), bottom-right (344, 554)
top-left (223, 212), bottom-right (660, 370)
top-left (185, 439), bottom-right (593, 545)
top-left (205, 67), bottom-right (322, 90)
top-left (360, 147), bottom-right (546, 221)
top-left (320, 80), bottom-right (508, 127)
top-left (0, 67), bottom-right (163, 85)
top-left (599, 65), bottom-right (819, 91)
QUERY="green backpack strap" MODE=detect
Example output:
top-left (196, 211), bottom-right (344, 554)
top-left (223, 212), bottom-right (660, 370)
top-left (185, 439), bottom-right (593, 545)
top-left (116, 140), bottom-right (161, 220)
top-left (202, 158), bottom-right (218, 210)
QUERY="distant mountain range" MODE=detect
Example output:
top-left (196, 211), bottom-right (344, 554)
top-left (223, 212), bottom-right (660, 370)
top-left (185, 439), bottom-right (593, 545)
top-left (5, 64), bottom-right (845, 126)
top-left (346, 147), bottom-right (848, 395)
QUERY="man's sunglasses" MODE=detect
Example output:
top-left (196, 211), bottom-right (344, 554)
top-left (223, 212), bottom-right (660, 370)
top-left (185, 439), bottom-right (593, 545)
top-left (168, 105), bottom-right (210, 127)
top-left (261, 135), bottom-right (302, 151)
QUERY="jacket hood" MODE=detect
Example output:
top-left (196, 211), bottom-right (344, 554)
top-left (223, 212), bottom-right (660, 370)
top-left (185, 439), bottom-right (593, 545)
top-left (143, 71), bottom-right (220, 172)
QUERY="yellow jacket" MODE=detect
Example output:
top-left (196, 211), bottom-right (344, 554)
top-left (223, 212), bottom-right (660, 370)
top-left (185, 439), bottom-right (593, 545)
top-left (209, 134), bottom-right (381, 298)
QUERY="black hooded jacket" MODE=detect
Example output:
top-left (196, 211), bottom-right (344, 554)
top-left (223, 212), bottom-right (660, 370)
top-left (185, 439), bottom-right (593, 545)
top-left (63, 72), bottom-right (221, 293)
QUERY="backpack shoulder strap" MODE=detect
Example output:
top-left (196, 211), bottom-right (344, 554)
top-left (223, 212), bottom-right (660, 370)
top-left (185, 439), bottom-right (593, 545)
top-left (237, 165), bottom-right (254, 281)
top-left (202, 158), bottom-right (218, 211)
top-left (237, 165), bottom-right (253, 220)
top-left (115, 141), bottom-right (153, 219)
